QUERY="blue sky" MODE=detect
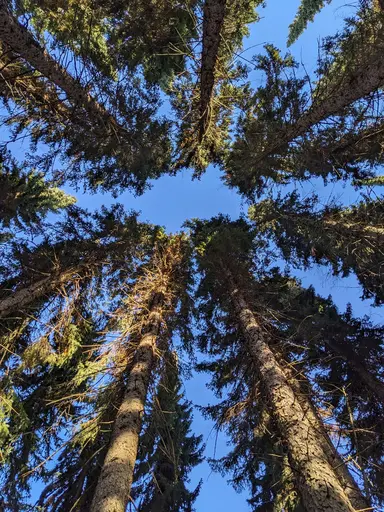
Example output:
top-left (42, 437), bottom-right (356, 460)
top-left (5, 0), bottom-right (384, 509)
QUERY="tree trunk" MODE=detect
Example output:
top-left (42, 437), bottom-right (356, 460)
top-left (90, 294), bottom-right (164, 512)
top-left (199, 0), bottom-right (226, 141)
top-left (255, 16), bottom-right (384, 164)
top-left (0, 1), bottom-right (117, 131)
top-left (229, 277), bottom-right (356, 512)
top-left (0, 266), bottom-right (89, 319)
top-left (0, 49), bottom-right (73, 120)
top-left (282, 361), bottom-right (369, 510)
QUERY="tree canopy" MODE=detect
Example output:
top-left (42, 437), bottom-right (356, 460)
top-left (1, 0), bottom-right (384, 511)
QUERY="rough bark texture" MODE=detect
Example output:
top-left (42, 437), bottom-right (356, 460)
top-left (324, 336), bottom-right (384, 401)
top-left (282, 362), bottom-right (369, 510)
top-left (199, 0), bottom-right (226, 141)
top-left (254, 16), bottom-right (384, 164)
top-left (0, 50), bottom-right (66, 112)
top-left (0, 267), bottom-right (86, 319)
top-left (229, 278), bottom-right (356, 512)
top-left (90, 300), bottom-right (163, 512)
top-left (0, 1), bottom-right (116, 130)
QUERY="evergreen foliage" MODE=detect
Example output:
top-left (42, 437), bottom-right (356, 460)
top-left (1, 1), bottom-right (384, 511)
top-left (225, 6), bottom-right (384, 197)
top-left (0, 150), bottom-right (75, 239)
top-left (288, 0), bottom-right (331, 46)
top-left (133, 351), bottom-right (204, 512)
top-left (249, 193), bottom-right (384, 303)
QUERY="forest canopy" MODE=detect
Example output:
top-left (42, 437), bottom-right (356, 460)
top-left (0, 0), bottom-right (384, 511)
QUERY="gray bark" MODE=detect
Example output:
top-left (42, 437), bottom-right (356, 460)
top-left (229, 279), bottom-right (356, 512)
top-left (0, 268), bottom-right (84, 319)
top-left (90, 302), bottom-right (163, 512)
top-left (199, 0), bottom-right (226, 141)
top-left (0, 2), bottom-right (117, 130)
top-left (282, 362), bottom-right (369, 510)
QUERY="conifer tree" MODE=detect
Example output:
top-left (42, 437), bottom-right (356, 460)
top-left (226, 4), bottom-right (384, 196)
top-left (0, 0), bottom-right (116, 127)
top-left (0, 301), bottom-right (103, 509)
top-left (288, 0), bottom-right (332, 46)
top-left (249, 193), bottom-right (384, 303)
top-left (132, 351), bottom-right (204, 512)
top-left (91, 234), bottom-right (192, 512)
top-left (190, 216), bottom-right (367, 511)
top-left (173, 0), bottom-right (261, 173)
top-left (0, 2), bottom-right (171, 195)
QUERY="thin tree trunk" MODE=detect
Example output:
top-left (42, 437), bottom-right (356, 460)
top-left (90, 295), bottom-right (163, 512)
top-left (199, 0), bottom-right (226, 141)
top-left (228, 277), bottom-right (356, 512)
top-left (0, 1), bottom-right (117, 131)
top-left (282, 361), bottom-right (369, 510)
top-left (324, 336), bottom-right (384, 401)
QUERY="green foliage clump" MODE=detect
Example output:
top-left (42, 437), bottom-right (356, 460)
top-left (288, 0), bottom-right (331, 46)
top-left (0, 151), bottom-right (75, 237)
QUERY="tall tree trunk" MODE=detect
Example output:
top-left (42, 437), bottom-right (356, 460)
top-left (324, 336), bottom-right (384, 401)
top-left (0, 266), bottom-right (90, 319)
top-left (282, 361), bottom-right (369, 510)
top-left (228, 276), bottom-right (356, 512)
top-left (0, 1), bottom-right (117, 131)
top-left (255, 13), bottom-right (384, 164)
top-left (199, 0), bottom-right (226, 141)
top-left (0, 48), bottom-right (74, 121)
top-left (90, 293), bottom-right (164, 512)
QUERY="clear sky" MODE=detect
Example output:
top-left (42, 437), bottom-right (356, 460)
top-left (6, 0), bottom-right (384, 509)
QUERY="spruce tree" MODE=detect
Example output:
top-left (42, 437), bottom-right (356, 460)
top-left (132, 351), bottom-right (204, 512)
top-left (0, 2), bottom-right (172, 195)
top-left (288, 0), bottom-right (332, 46)
top-left (225, 4), bottom-right (384, 196)
top-left (249, 192), bottom-right (384, 303)
top-left (0, 150), bottom-right (75, 241)
top-left (91, 234), bottom-right (192, 512)
top-left (189, 216), bottom-right (367, 511)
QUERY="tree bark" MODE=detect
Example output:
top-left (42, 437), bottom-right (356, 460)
top-left (90, 295), bottom-right (163, 512)
top-left (282, 362), bottom-right (369, 510)
top-left (0, 49), bottom-right (70, 119)
top-left (0, 267), bottom-right (88, 319)
top-left (253, 15), bottom-right (384, 165)
top-left (0, 1), bottom-right (117, 131)
top-left (229, 277), bottom-right (356, 512)
top-left (199, 0), bottom-right (226, 141)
